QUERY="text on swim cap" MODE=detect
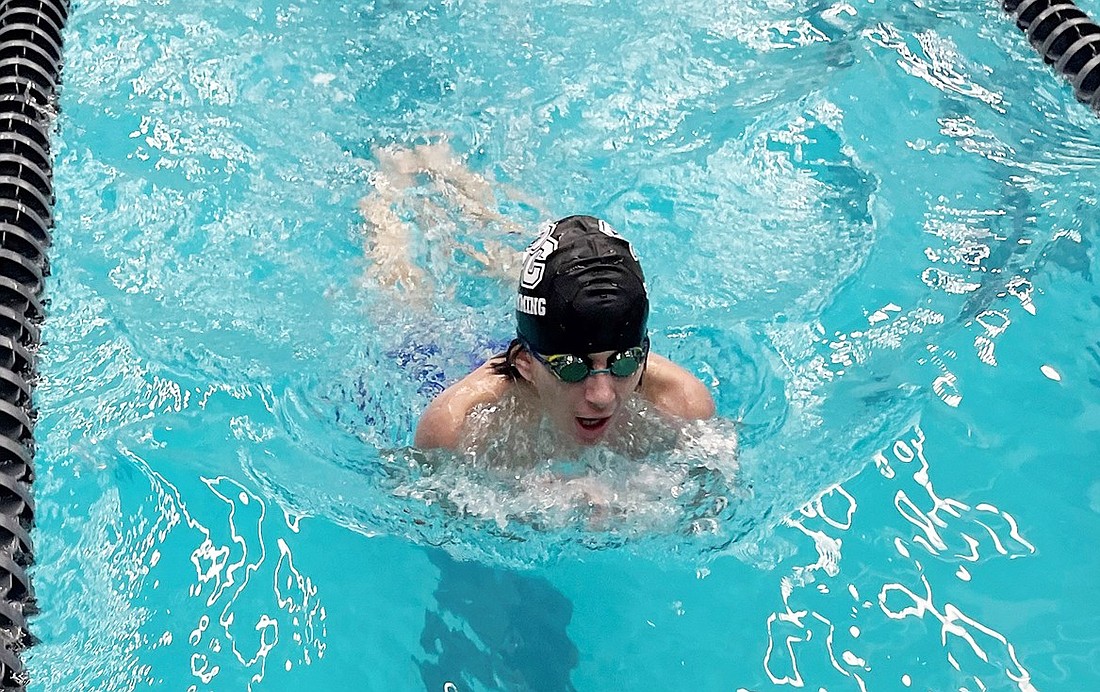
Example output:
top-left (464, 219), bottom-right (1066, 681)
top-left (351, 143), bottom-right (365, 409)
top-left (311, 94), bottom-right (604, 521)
top-left (516, 294), bottom-right (546, 316)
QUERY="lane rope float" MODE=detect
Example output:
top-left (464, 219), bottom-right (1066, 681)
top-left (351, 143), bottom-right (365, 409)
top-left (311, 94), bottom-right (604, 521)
top-left (1004, 0), bottom-right (1100, 110)
top-left (0, 0), bottom-right (69, 687)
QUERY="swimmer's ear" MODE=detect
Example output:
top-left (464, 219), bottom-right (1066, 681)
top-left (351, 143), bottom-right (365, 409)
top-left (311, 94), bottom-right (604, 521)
top-left (513, 349), bottom-right (536, 383)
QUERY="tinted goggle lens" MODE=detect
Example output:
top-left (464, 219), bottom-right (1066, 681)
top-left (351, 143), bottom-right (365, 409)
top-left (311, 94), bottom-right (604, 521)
top-left (609, 349), bottom-right (644, 377)
top-left (542, 344), bottom-right (647, 383)
top-left (553, 359), bottom-right (591, 383)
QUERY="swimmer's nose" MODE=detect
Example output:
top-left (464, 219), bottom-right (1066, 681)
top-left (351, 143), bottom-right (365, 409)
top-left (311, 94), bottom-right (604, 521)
top-left (583, 372), bottom-right (617, 411)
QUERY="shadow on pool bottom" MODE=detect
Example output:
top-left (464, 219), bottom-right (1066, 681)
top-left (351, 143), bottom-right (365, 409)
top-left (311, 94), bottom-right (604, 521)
top-left (418, 549), bottom-right (579, 692)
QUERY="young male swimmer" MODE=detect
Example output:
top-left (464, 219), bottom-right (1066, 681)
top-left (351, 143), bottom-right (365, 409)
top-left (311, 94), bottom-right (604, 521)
top-left (415, 215), bottom-right (715, 450)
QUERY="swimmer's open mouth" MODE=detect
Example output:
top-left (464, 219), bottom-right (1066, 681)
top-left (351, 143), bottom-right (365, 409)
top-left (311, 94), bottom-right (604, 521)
top-left (572, 413), bottom-right (616, 440)
top-left (576, 417), bottom-right (611, 432)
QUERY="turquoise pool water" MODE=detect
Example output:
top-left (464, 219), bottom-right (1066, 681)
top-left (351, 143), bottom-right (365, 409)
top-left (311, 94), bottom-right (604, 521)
top-left (28, 0), bottom-right (1100, 689)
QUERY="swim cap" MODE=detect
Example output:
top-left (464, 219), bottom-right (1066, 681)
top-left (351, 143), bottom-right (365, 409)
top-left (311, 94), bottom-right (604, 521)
top-left (515, 215), bottom-right (649, 355)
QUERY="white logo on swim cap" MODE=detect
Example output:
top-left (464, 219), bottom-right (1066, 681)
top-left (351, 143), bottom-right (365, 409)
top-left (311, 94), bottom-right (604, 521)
top-left (597, 219), bottom-right (639, 261)
top-left (520, 222), bottom-right (559, 290)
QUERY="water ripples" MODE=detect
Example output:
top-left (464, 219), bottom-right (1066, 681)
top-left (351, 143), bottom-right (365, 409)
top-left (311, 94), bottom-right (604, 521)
top-left (762, 426), bottom-right (1038, 690)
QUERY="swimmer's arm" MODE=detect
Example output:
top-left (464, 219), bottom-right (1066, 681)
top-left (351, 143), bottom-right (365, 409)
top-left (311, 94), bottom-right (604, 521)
top-left (639, 353), bottom-right (717, 420)
top-left (414, 362), bottom-right (511, 449)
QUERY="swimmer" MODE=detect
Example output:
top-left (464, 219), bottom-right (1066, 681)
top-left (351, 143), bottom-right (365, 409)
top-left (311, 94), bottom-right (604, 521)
top-left (415, 214), bottom-right (716, 451)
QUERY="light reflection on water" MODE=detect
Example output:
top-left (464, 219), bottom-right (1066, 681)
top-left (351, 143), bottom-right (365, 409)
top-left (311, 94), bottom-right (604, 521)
top-left (764, 426), bottom-right (1038, 690)
top-left (31, 434), bottom-right (327, 689)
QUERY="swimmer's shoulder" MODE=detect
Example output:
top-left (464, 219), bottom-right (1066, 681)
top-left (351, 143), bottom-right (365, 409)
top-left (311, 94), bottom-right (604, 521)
top-left (414, 361), bottom-right (515, 449)
top-left (640, 353), bottom-right (716, 421)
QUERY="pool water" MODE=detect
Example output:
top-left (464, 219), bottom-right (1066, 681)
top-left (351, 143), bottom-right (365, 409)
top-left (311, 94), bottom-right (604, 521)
top-left (28, 0), bottom-right (1100, 689)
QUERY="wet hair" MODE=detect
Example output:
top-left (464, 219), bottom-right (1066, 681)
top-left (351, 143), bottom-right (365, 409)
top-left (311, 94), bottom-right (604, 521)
top-left (488, 337), bottom-right (524, 380)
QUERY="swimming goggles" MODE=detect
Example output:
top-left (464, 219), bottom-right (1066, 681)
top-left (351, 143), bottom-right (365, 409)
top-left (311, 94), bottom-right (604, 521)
top-left (523, 338), bottom-right (649, 383)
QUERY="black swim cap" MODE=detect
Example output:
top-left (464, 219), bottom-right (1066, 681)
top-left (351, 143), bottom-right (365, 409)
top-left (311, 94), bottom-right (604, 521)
top-left (515, 215), bottom-right (649, 355)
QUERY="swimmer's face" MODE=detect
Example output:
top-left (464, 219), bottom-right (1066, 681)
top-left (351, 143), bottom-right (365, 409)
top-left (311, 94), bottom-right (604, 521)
top-left (514, 348), bottom-right (644, 445)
